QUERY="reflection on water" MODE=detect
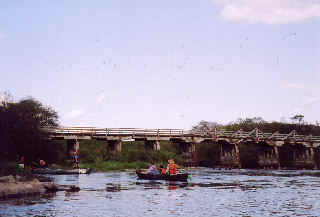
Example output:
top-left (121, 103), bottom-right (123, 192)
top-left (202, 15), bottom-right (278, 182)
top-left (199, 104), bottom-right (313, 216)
top-left (1, 168), bottom-right (320, 217)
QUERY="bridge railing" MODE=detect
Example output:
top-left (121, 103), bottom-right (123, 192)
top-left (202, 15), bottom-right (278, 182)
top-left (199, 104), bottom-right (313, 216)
top-left (42, 127), bottom-right (320, 142)
top-left (106, 128), bottom-right (187, 136)
top-left (190, 129), bottom-right (320, 142)
top-left (42, 127), bottom-right (189, 137)
top-left (42, 127), bottom-right (106, 135)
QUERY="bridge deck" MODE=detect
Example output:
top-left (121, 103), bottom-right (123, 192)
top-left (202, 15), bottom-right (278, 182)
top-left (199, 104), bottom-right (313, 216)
top-left (42, 127), bottom-right (320, 143)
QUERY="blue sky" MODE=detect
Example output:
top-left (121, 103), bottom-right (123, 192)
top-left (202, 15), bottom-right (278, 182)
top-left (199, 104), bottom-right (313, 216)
top-left (1, 0), bottom-right (319, 129)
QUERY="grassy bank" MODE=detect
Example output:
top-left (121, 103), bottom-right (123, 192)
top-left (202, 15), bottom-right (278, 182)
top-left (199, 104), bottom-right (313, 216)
top-left (75, 140), bottom-right (183, 171)
top-left (80, 161), bottom-right (150, 171)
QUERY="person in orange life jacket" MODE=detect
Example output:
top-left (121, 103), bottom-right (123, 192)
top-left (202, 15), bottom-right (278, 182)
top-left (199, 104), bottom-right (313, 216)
top-left (159, 165), bottom-right (166, 175)
top-left (166, 159), bottom-right (179, 175)
top-left (39, 158), bottom-right (47, 168)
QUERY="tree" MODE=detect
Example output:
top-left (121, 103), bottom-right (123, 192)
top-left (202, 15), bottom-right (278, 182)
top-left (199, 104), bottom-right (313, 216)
top-left (192, 120), bottom-right (222, 132)
top-left (290, 114), bottom-right (304, 125)
top-left (0, 97), bottom-right (59, 161)
top-left (0, 91), bottom-right (13, 107)
top-left (224, 117), bottom-right (267, 131)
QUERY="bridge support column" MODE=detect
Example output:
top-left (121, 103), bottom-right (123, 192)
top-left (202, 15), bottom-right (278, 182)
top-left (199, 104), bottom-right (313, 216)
top-left (274, 146), bottom-right (281, 169)
top-left (67, 139), bottom-right (80, 158)
top-left (220, 143), bottom-right (241, 168)
top-left (257, 145), bottom-right (280, 169)
top-left (304, 147), bottom-right (318, 169)
top-left (179, 142), bottom-right (197, 166)
top-left (235, 144), bottom-right (241, 168)
top-left (310, 148), bottom-right (318, 170)
top-left (309, 148), bottom-right (318, 169)
top-left (145, 140), bottom-right (160, 151)
top-left (288, 146), bottom-right (317, 169)
top-left (108, 140), bottom-right (122, 154)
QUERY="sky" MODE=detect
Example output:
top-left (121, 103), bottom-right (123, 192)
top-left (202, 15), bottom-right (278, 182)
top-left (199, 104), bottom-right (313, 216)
top-left (0, 0), bottom-right (319, 129)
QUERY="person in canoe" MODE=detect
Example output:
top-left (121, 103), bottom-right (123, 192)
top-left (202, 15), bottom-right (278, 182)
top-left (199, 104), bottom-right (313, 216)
top-left (166, 159), bottom-right (179, 175)
top-left (32, 157), bottom-right (47, 169)
top-left (39, 158), bottom-right (47, 168)
top-left (159, 165), bottom-right (167, 175)
top-left (147, 162), bottom-right (160, 175)
top-left (18, 155), bottom-right (25, 169)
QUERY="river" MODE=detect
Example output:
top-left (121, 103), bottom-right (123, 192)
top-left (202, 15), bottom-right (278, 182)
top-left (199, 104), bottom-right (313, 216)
top-left (1, 168), bottom-right (320, 217)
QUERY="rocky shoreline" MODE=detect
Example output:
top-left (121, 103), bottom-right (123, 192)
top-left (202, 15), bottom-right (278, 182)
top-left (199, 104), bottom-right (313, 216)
top-left (0, 175), bottom-right (79, 199)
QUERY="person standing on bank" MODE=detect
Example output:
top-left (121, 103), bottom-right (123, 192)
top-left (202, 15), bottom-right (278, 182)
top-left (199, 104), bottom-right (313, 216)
top-left (73, 151), bottom-right (80, 169)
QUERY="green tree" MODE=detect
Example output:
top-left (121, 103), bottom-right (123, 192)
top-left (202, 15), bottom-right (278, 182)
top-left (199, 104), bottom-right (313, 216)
top-left (192, 120), bottom-right (222, 132)
top-left (0, 96), bottom-right (59, 162)
top-left (291, 114), bottom-right (304, 125)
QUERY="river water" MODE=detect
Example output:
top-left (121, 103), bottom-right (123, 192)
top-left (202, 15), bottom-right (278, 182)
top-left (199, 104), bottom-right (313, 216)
top-left (1, 168), bottom-right (320, 217)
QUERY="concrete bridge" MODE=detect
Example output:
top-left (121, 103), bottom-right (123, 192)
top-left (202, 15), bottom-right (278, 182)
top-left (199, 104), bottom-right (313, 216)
top-left (43, 127), bottom-right (320, 169)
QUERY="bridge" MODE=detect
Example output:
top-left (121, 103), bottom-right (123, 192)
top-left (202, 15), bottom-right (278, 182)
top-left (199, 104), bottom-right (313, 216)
top-left (43, 127), bottom-right (320, 169)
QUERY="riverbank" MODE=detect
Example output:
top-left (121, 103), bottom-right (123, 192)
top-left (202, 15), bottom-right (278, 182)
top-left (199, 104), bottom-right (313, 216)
top-left (0, 175), bottom-right (56, 199)
top-left (80, 160), bottom-right (150, 171)
top-left (0, 162), bottom-right (82, 199)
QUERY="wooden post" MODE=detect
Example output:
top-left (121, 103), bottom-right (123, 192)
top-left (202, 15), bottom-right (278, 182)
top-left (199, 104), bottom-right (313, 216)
top-left (309, 147), bottom-right (318, 169)
top-left (108, 140), bottom-right (122, 154)
top-left (145, 140), bottom-right (161, 151)
top-left (234, 144), bottom-right (241, 168)
top-left (273, 146), bottom-right (281, 169)
top-left (154, 140), bottom-right (160, 151)
top-left (179, 142), bottom-right (196, 166)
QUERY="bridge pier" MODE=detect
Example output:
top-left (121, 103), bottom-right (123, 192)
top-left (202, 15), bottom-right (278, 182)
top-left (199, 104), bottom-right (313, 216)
top-left (220, 142), bottom-right (241, 168)
top-left (67, 139), bottom-right (80, 158)
top-left (257, 145), bottom-right (280, 169)
top-left (145, 140), bottom-right (160, 151)
top-left (274, 146), bottom-right (281, 169)
top-left (280, 144), bottom-right (317, 169)
top-left (292, 146), bottom-right (317, 169)
top-left (179, 142), bottom-right (197, 166)
top-left (108, 140), bottom-right (122, 154)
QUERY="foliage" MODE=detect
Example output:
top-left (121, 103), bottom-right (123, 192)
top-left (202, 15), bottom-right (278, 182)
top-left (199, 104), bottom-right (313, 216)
top-left (78, 140), bottom-right (181, 168)
top-left (0, 96), bottom-right (59, 162)
top-left (80, 161), bottom-right (150, 171)
top-left (291, 114), bottom-right (304, 125)
top-left (193, 117), bottom-right (320, 135)
top-left (192, 120), bottom-right (223, 132)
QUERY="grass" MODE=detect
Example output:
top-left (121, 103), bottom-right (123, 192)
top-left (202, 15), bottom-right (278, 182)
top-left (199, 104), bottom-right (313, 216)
top-left (80, 161), bottom-right (150, 171)
top-left (76, 140), bottom-right (183, 171)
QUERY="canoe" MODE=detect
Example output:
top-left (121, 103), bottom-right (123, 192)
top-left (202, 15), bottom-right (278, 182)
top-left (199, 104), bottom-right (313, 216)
top-left (32, 168), bottom-right (91, 175)
top-left (136, 170), bottom-right (189, 182)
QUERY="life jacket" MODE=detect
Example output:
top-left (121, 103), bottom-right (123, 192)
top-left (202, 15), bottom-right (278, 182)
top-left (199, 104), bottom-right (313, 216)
top-left (39, 160), bottom-right (46, 167)
top-left (169, 163), bottom-right (178, 175)
top-left (161, 168), bottom-right (166, 174)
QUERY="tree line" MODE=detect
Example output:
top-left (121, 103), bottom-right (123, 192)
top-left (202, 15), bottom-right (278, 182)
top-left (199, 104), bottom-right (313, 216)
top-left (192, 116), bottom-right (320, 136)
top-left (0, 93), bottom-right (62, 163)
